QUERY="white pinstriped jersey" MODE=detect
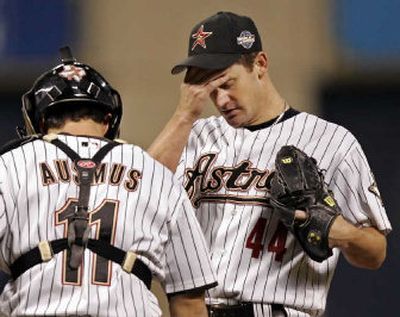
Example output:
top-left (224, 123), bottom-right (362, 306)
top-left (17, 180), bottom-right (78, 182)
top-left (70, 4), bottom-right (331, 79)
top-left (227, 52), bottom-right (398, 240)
top-left (175, 110), bottom-right (391, 317)
top-left (0, 134), bottom-right (216, 316)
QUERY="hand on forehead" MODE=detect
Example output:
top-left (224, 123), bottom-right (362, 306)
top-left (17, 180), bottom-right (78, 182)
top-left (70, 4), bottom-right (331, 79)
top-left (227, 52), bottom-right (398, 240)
top-left (184, 67), bottom-right (228, 85)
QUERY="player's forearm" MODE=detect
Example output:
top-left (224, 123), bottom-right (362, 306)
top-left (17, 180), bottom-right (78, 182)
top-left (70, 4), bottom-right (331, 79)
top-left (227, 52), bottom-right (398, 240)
top-left (168, 291), bottom-right (208, 317)
top-left (147, 111), bottom-right (195, 172)
top-left (329, 215), bottom-right (386, 269)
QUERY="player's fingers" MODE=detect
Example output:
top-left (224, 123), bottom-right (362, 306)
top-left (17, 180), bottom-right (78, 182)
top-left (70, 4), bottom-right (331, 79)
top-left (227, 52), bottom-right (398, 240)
top-left (205, 74), bottom-right (230, 92)
top-left (295, 210), bottom-right (308, 220)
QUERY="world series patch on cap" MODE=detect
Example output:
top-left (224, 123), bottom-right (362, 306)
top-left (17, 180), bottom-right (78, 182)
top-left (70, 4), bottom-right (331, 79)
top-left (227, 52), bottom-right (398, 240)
top-left (171, 11), bottom-right (262, 74)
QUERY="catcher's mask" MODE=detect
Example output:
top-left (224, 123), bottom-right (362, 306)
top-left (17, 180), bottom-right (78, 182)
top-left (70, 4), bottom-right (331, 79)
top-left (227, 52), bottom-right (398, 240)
top-left (20, 46), bottom-right (122, 139)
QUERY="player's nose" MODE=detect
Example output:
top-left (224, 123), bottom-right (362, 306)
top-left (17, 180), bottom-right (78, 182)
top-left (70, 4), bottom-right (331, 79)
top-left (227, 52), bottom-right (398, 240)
top-left (213, 89), bottom-right (230, 109)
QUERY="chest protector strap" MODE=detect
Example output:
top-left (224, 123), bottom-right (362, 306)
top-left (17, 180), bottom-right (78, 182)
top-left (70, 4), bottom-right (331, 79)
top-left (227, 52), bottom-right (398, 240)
top-left (9, 135), bottom-right (152, 289)
top-left (50, 137), bottom-right (119, 269)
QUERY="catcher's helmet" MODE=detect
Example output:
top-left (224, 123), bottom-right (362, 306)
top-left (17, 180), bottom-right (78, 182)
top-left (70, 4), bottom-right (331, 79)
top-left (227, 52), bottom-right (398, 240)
top-left (21, 46), bottom-right (122, 139)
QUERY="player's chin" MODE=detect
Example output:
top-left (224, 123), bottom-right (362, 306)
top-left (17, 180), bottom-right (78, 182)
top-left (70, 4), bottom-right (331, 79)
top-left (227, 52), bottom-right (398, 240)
top-left (222, 112), bottom-right (244, 128)
top-left (225, 118), bottom-right (243, 128)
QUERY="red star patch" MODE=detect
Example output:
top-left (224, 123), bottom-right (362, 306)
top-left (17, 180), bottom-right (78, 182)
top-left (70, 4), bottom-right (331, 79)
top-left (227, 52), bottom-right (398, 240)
top-left (191, 25), bottom-right (213, 51)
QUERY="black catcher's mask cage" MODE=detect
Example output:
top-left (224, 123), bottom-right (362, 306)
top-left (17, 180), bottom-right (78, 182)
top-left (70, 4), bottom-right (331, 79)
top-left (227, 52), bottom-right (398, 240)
top-left (21, 47), bottom-right (123, 140)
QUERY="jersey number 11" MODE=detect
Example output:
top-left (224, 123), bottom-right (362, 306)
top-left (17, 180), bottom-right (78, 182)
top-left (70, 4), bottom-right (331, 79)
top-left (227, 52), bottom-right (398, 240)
top-left (55, 198), bottom-right (119, 286)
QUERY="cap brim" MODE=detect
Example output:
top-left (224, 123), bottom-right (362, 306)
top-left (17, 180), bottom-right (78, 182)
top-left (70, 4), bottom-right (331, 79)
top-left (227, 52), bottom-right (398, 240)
top-left (171, 53), bottom-right (241, 74)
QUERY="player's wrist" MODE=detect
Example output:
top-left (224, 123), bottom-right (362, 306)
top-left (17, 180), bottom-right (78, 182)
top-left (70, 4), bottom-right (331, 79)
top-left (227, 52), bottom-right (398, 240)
top-left (328, 215), bottom-right (357, 249)
top-left (173, 109), bottom-right (200, 125)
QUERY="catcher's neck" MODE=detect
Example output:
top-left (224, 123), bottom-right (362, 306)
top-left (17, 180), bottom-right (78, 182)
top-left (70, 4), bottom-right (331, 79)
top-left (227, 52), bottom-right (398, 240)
top-left (47, 119), bottom-right (109, 137)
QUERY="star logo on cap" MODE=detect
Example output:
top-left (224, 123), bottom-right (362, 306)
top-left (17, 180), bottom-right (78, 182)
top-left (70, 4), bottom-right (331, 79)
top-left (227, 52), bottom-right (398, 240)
top-left (59, 65), bottom-right (86, 82)
top-left (191, 25), bottom-right (213, 51)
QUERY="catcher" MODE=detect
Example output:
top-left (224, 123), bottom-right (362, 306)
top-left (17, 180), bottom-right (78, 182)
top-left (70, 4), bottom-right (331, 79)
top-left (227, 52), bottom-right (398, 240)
top-left (0, 47), bottom-right (216, 316)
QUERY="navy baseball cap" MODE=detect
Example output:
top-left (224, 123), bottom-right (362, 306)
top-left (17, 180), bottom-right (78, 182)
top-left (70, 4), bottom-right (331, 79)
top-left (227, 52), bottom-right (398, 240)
top-left (171, 12), bottom-right (263, 74)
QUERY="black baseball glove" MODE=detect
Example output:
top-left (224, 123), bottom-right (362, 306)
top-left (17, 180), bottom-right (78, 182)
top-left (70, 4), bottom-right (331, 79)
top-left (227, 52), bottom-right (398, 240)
top-left (269, 145), bottom-right (340, 262)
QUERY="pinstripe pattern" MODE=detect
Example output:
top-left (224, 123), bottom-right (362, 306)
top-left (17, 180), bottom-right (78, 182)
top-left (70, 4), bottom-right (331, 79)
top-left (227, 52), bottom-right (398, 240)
top-left (0, 134), bottom-right (216, 316)
top-left (176, 111), bottom-right (391, 317)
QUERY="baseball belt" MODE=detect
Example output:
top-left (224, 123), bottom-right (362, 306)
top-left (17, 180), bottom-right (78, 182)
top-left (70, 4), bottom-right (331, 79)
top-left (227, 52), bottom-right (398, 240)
top-left (206, 303), bottom-right (287, 317)
top-left (207, 303), bottom-right (254, 317)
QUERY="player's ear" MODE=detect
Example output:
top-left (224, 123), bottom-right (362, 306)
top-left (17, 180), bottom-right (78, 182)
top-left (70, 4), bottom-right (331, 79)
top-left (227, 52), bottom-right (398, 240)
top-left (254, 52), bottom-right (268, 78)
top-left (103, 113), bottom-right (112, 136)
top-left (39, 117), bottom-right (47, 135)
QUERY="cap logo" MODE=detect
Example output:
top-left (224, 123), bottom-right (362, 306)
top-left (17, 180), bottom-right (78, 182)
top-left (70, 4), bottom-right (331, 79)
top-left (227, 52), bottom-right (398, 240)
top-left (59, 65), bottom-right (86, 82)
top-left (237, 30), bottom-right (256, 49)
top-left (191, 25), bottom-right (213, 51)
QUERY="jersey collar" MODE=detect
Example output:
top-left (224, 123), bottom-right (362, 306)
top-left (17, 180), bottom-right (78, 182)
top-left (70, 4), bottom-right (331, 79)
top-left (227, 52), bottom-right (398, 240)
top-left (245, 108), bottom-right (300, 132)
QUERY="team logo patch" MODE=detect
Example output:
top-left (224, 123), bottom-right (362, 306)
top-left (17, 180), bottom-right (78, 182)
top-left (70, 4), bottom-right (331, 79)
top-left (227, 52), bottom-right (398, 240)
top-left (77, 160), bottom-right (96, 169)
top-left (368, 182), bottom-right (383, 205)
top-left (368, 172), bottom-right (384, 206)
top-left (59, 65), bottom-right (86, 82)
top-left (237, 30), bottom-right (255, 49)
top-left (184, 153), bottom-right (272, 207)
top-left (191, 25), bottom-right (213, 51)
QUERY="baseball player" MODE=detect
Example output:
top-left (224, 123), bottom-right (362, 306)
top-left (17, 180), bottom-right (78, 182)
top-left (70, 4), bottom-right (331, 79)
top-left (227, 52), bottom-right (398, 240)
top-left (0, 47), bottom-right (216, 316)
top-left (148, 12), bottom-right (391, 317)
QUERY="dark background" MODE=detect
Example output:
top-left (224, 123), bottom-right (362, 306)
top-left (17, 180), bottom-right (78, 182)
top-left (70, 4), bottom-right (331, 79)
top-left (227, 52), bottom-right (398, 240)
top-left (321, 78), bottom-right (399, 316)
top-left (0, 92), bottom-right (25, 145)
